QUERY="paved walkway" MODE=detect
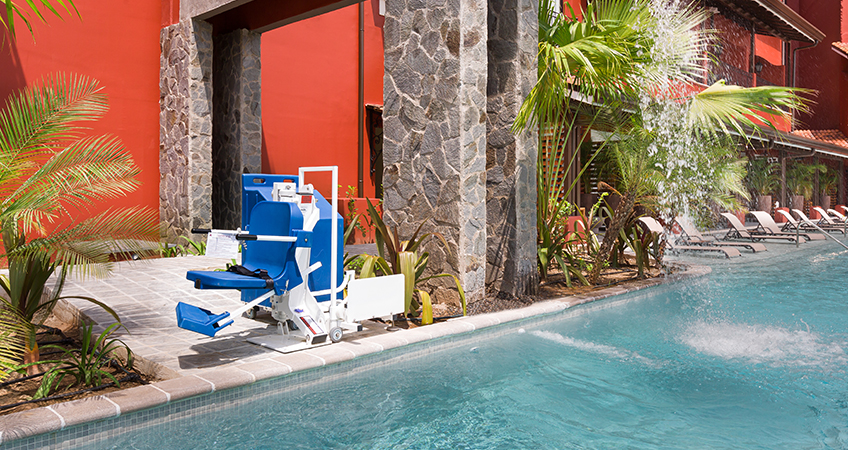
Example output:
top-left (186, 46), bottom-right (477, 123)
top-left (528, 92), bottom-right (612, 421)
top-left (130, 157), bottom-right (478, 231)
top-left (60, 255), bottom-right (389, 378)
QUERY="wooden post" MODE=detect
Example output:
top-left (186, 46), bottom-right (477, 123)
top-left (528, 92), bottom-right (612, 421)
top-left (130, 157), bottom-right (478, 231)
top-left (840, 159), bottom-right (845, 205)
top-left (813, 155), bottom-right (820, 206)
top-left (780, 149), bottom-right (787, 207)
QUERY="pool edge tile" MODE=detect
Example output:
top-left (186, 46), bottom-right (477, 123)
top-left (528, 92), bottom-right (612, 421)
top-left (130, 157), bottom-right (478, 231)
top-left (103, 385), bottom-right (170, 415)
top-left (153, 375), bottom-right (214, 402)
top-left (0, 407), bottom-right (64, 443)
top-left (49, 396), bottom-right (119, 428)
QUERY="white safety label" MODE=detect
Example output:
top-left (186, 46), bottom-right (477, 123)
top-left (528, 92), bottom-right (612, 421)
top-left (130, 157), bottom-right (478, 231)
top-left (205, 231), bottom-right (240, 259)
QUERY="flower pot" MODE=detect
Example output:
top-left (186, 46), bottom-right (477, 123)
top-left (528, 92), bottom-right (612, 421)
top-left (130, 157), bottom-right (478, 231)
top-left (790, 195), bottom-right (805, 212)
top-left (566, 216), bottom-right (588, 244)
top-left (821, 195), bottom-right (831, 211)
top-left (774, 207), bottom-right (790, 223)
top-left (756, 195), bottom-right (772, 214)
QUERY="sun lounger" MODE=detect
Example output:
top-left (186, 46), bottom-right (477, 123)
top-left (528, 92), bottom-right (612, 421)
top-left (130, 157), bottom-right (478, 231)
top-left (813, 207), bottom-right (848, 231)
top-left (674, 218), bottom-right (767, 252)
top-left (719, 212), bottom-right (799, 243)
top-left (749, 210), bottom-right (824, 241)
top-left (776, 209), bottom-right (807, 232)
top-left (827, 208), bottom-right (847, 223)
top-left (639, 217), bottom-right (741, 258)
top-left (793, 209), bottom-right (846, 234)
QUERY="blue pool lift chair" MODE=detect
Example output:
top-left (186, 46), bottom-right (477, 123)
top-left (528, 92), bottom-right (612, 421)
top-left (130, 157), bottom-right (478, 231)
top-left (177, 200), bottom-right (309, 337)
top-left (175, 166), bottom-right (405, 354)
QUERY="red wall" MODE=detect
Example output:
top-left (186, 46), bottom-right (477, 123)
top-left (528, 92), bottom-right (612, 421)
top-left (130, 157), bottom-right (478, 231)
top-left (0, 0), bottom-right (162, 222)
top-left (714, 14), bottom-right (751, 73)
top-left (260, 0), bottom-right (384, 199)
top-left (793, 0), bottom-right (843, 131)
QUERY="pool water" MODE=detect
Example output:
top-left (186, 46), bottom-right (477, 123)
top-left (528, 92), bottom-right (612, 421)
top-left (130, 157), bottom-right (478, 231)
top-left (92, 241), bottom-right (848, 449)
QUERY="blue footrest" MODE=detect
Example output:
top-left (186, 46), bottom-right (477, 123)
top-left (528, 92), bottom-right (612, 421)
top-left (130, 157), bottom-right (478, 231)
top-left (176, 302), bottom-right (232, 337)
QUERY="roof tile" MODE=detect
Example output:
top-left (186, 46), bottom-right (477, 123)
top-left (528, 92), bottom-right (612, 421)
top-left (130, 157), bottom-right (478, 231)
top-left (792, 129), bottom-right (848, 149)
top-left (832, 42), bottom-right (848, 56)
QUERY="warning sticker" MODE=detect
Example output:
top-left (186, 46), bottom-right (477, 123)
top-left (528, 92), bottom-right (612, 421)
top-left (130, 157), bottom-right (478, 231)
top-left (299, 315), bottom-right (325, 335)
top-left (205, 231), bottom-right (239, 259)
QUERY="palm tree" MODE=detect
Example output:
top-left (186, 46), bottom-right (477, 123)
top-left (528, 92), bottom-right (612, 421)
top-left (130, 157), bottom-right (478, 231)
top-left (0, 0), bottom-right (78, 40)
top-left (0, 73), bottom-right (159, 375)
top-left (513, 0), bottom-right (654, 285)
top-left (513, 0), bottom-right (810, 285)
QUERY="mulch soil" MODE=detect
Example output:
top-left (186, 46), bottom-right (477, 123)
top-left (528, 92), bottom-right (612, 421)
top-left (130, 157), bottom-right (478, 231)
top-left (0, 317), bottom-right (155, 416)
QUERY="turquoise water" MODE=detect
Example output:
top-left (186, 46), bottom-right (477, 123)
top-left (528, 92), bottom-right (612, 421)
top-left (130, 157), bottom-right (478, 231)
top-left (91, 242), bottom-right (848, 449)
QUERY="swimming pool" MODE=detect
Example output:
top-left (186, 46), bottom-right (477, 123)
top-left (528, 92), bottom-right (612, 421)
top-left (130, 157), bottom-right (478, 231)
top-left (9, 241), bottom-right (848, 449)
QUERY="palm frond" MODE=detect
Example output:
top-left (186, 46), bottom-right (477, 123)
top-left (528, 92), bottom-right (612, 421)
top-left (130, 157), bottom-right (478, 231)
top-left (3, 207), bottom-right (159, 278)
top-left (0, 0), bottom-right (79, 41)
top-left (687, 81), bottom-right (812, 137)
top-left (0, 303), bottom-right (27, 380)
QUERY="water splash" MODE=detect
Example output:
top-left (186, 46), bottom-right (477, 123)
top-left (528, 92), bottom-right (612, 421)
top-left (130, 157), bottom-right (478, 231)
top-left (531, 330), bottom-right (660, 367)
top-left (679, 320), bottom-right (848, 369)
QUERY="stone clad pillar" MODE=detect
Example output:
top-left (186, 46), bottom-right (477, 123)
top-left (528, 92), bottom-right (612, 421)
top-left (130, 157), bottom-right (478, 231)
top-left (160, 19), bottom-right (213, 242)
top-left (212, 29), bottom-right (263, 230)
top-left (486, 0), bottom-right (538, 297)
top-left (382, 0), bottom-right (488, 304)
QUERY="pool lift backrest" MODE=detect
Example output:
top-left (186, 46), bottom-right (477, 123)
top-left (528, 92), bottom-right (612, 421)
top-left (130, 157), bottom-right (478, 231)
top-left (177, 166), bottom-right (404, 354)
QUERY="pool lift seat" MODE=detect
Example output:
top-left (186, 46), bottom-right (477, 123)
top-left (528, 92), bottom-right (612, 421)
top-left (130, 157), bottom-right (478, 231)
top-left (176, 167), bottom-right (404, 353)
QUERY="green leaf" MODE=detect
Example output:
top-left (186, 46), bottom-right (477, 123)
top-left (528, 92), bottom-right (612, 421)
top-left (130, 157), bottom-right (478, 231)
top-left (417, 289), bottom-right (433, 325)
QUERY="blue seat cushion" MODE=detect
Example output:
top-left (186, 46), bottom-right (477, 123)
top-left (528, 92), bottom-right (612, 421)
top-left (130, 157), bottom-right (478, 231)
top-left (187, 271), bottom-right (272, 290)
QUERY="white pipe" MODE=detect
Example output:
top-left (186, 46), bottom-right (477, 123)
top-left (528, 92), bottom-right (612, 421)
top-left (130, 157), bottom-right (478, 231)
top-left (297, 166), bottom-right (340, 325)
top-left (229, 290), bottom-right (275, 319)
top-left (797, 218), bottom-right (848, 251)
top-left (245, 235), bottom-right (297, 242)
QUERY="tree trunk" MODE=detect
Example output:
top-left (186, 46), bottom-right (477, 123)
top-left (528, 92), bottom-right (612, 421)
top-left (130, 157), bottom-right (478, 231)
top-left (24, 342), bottom-right (40, 376)
top-left (589, 193), bottom-right (637, 284)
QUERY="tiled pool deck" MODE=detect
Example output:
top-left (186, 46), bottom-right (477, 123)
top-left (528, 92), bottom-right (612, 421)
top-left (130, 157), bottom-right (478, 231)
top-left (0, 255), bottom-right (710, 446)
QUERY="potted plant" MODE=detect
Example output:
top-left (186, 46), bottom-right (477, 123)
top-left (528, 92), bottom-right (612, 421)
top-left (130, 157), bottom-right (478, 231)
top-left (820, 169), bottom-right (838, 210)
top-left (746, 157), bottom-right (779, 213)
top-left (786, 161), bottom-right (826, 212)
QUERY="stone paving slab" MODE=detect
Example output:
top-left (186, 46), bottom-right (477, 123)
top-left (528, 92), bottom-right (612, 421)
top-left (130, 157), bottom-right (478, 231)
top-left (0, 256), bottom-right (712, 447)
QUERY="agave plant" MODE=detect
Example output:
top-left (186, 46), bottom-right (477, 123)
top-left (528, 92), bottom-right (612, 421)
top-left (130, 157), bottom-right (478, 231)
top-left (0, 74), bottom-right (159, 375)
top-left (352, 199), bottom-right (465, 324)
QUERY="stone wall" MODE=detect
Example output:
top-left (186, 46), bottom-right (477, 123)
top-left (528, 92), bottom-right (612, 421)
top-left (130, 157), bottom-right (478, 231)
top-left (382, 0), bottom-right (488, 304)
top-left (159, 19), bottom-right (214, 242)
top-left (212, 29), bottom-right (263, 229)
top-left (485, 0), bottom-right (538, 297)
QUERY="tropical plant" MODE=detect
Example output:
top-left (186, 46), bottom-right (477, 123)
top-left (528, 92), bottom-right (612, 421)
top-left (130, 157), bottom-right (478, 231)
top-left (33, 322), bottom-right (133, 399)
top-left (0, 306), bottom-right (27, 379)
top-left (0, 0), bottom-right (79, 40)
top-left (513, 0), bottom-right (809, 285)
top-left (820, 168), bottom-right (838, 196)
top-left (786, 161), bottom-right (826, 200)
top-left (620, 223), bottom-right (662, 279)
top-left (746, 157), bottom-right (780, 197)
top-left (354, 199), bottom-right (466, 324)
top-left (514, 0), bottom-right (646, 283)
top-left (159, 236), bottom-right (207, 258)
top-left (0, 74), bottom-right (159, 374)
